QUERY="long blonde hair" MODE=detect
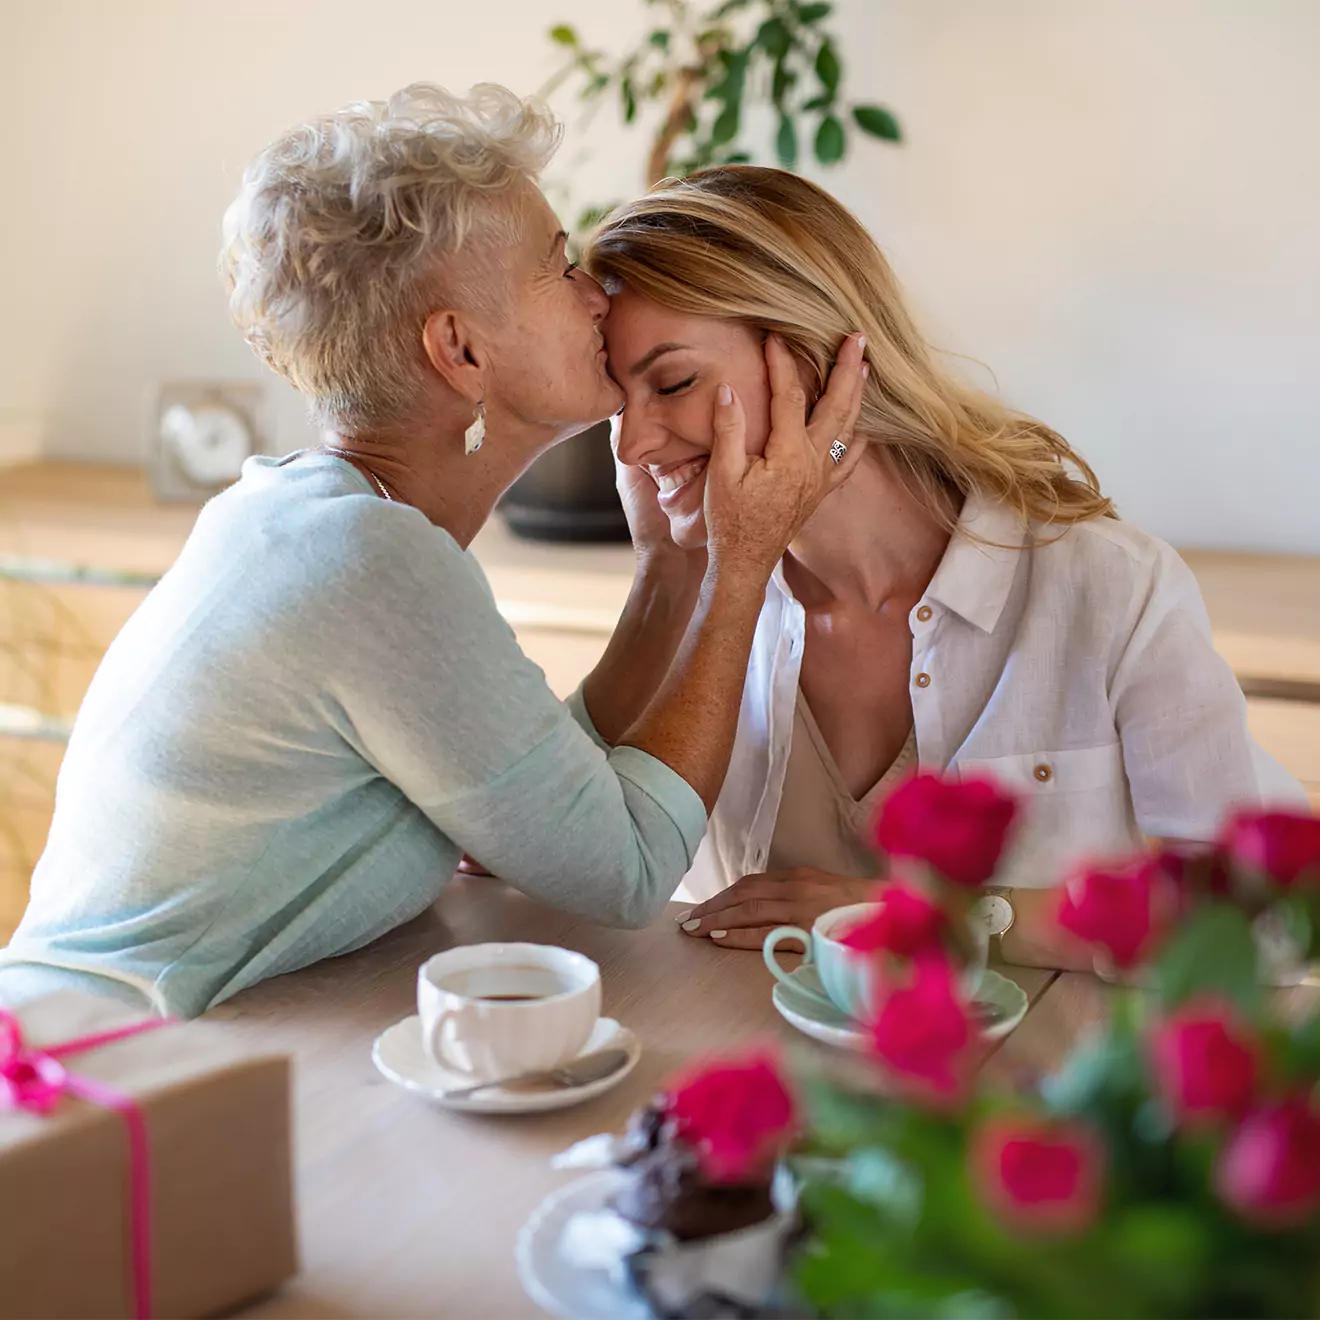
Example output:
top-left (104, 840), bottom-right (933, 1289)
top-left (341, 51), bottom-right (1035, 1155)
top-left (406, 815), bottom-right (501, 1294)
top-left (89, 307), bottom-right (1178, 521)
top-left (583, 166), bottom-right (1113, 531)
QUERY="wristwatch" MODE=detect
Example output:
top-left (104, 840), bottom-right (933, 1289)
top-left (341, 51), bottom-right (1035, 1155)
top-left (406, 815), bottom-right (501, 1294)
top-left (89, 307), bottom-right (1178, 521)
top-left (972, 886), bottom-right (1015, 951)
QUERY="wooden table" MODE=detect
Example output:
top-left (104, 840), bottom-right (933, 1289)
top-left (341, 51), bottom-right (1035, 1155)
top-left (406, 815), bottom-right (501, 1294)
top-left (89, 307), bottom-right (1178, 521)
top-left (211, 877), bottom-right (1055, 1319)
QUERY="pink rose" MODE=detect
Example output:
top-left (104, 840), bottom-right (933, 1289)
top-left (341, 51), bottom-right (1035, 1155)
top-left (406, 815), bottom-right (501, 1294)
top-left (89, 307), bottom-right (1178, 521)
top-left (970, 1116), bottom-right (1105, 1237)
top-left (666, 1049), bottom-right (797, 1184)
top-left (869, 953), bottom-right (972, 1101)
top-left (1055, 856), bottom-right (1180, 969)
top-left (1216, 1096), bottom-right (1320, 1227)
top-left (1220, 810), bottom-right (1320, 889)
top-left (837, 883), bottom-right (947, 960)
top-left (872, 773), bottom-right (1017, 889)
top-left (1148, 1000), bottom-right (1259, 1127)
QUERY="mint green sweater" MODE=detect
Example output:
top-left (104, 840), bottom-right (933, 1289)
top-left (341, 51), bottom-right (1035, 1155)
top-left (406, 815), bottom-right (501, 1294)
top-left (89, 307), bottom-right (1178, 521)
top-left (0, 454), bottom-right (706, 1017)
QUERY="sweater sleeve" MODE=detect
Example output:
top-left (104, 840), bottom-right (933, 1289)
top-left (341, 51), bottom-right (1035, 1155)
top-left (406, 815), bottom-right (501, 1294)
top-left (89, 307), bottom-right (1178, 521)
top-left (310, 508), bottom-right (708, 927)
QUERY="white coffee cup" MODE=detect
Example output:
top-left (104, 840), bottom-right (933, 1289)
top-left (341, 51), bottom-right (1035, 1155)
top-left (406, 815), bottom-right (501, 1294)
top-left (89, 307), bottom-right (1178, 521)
top-left (417, 943), bottom-right (601, 1081)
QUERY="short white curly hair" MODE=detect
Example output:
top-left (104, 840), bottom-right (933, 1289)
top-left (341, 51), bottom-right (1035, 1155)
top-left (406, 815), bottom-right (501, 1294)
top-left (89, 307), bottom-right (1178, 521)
top-left (220, 83), bottom-right (562, 430)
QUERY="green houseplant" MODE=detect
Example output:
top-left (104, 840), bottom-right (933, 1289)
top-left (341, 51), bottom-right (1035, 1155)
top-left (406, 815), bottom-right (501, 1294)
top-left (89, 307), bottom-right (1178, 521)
top-left (499, 0), bottom-right (903, 541)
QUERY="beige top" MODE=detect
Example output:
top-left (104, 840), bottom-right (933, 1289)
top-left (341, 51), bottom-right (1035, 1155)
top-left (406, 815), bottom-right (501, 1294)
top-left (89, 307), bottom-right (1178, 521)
top-left (767, 689), bottom-right (918, 878)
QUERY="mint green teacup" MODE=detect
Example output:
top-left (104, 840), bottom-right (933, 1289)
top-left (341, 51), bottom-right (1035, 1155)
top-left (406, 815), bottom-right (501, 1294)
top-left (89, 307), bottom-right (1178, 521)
top-left (763, 902), bottom-right (987, 1022)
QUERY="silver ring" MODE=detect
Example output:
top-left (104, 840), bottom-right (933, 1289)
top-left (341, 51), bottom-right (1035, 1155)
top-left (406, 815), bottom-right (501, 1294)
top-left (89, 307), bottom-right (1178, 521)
top-left (829, 440), bottom-right (848, 464)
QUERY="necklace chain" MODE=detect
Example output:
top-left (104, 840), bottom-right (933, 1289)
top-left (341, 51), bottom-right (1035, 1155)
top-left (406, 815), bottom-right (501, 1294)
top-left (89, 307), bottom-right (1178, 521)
top-left (318, 446), bottom-right (395, 502)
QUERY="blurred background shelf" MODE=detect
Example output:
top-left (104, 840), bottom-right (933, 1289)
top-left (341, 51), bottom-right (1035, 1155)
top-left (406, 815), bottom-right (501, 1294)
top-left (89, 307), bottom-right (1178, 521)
top-left (2, 460), bottom-right (1318, 940)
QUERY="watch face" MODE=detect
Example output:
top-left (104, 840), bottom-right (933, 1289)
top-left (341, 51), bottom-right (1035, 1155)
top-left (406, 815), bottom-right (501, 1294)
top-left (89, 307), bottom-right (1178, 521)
top-left (972, 893), bottom-right (1015, 939)
top-left (161, 402), bottom-right (251, 486)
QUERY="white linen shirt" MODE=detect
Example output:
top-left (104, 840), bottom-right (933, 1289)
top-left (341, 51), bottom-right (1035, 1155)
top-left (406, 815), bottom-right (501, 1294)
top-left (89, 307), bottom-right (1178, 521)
top-left (682, 494), bottom-right (1305, 902)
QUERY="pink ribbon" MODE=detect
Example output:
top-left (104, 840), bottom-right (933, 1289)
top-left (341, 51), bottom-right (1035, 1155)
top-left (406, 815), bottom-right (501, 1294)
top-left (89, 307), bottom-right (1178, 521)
top-left (1, 1007), bottom-right (175, 1320)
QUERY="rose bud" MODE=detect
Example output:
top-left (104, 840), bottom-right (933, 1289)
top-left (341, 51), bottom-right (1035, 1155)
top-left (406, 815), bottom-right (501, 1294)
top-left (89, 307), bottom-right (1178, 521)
top-left (836, 882), bottom-right (947, 960)
top-left (1220, 810), bottom-right (1320, 890)
top-left (970, 1115), bottom-right (1105, 1237)
top-left (1055, 855), bottom-right (1181, 969)
top-left (1148, 1000), bottom-right (1260, 1127)
top-left (872, 773), bottom-right (1017, 889)
top-left (1216, 1095), bottom-right (1320, 1228)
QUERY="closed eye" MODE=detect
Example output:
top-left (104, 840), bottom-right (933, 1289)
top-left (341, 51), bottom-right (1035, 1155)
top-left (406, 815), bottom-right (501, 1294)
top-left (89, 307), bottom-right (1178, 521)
top-left (563, 261), bottom-right (579, 279)
top-left (656, 375), bottom-right (696, 397)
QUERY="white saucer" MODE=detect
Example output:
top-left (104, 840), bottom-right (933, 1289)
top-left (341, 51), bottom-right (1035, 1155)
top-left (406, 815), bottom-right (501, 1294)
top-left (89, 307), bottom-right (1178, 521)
top-left (371, 1016), bottom-right (640, 1115)
top-left (517, 1170), bottom-right (650, 1320)
top-left (772, 964), bottom-right (1029, 1051)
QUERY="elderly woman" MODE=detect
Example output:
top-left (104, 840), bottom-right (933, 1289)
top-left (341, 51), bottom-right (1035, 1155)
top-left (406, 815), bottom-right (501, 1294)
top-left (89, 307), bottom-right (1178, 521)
top-left (0, 87), bottom-right (864, 1017)
top-left (582, 165), bottom-right (1307, 967)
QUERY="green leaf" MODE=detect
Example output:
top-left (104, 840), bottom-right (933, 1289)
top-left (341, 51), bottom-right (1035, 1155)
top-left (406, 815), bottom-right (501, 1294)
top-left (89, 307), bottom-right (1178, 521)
top-left (706, 45), bottom-right (749, 105)
top-left (771, 57), bottom-right (797, 109)
top-left (711, 0), bottom-right (751, 16)
top-left (814, 112), bottom-right (846, 165)
top-left (548, 24), bottom-right (578, 47)
top-left (797, 1), bottom-right (833, 20)
top-left (755, 16), bottom-right (791, 60)
top-left (621, 75), bottom-right (637, 123)
top-left (1154, 903), bottom-right (1264, 1018)
top-left (801, 92), bottom-right (832, 112)
top-left (710, 101), bottom-right (740, 147)
top-left (646, 28), bottom-right (670, 52)
top-left (814, 38), bottom-right (841, 95)
top-left (852, 103), bottom-right (902, 142)
top-left (580, 72), bottom-right (609, 100)
top-left (775, 113), bottom-right (798, 169)
top-left (1107, 1205), bottom-right (1208, 1311)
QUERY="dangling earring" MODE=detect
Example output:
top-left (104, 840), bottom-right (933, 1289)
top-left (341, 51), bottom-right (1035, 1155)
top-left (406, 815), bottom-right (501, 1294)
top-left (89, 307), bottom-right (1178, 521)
top-left (464, 401), bottom-right (486, 456)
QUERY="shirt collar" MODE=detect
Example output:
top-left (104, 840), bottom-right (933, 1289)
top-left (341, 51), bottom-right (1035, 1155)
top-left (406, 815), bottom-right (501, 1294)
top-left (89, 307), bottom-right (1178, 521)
top-left (767, 491), bottom-right (1027, 634)
top-left (924, 492), bottom-right (1028, 633)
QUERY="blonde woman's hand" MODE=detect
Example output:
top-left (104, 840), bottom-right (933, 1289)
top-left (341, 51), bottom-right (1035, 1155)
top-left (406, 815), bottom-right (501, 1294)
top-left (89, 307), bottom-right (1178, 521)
top-left (676, 868), bottom-right (877, 951)
top-left (702, 332), bottom-right (869, 579)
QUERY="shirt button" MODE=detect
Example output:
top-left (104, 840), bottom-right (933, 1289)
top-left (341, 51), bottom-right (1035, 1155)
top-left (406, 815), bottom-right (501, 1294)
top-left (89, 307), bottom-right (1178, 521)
top-left (1034, 763), bottom-right (1053, 783)
top-left (916, 605), bottom-right (933, 623)
top-left (915, 672), bottom-right (932, 689)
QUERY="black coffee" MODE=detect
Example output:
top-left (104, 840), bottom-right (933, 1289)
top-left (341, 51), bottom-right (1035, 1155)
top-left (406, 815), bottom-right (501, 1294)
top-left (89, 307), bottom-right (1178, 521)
top-left (479, 992), bottom-right (541, 1002)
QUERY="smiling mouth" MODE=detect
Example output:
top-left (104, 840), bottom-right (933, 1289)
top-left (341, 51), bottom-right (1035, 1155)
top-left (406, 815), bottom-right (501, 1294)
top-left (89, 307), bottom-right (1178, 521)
top-left (653, 457), bottom-right (708, 496)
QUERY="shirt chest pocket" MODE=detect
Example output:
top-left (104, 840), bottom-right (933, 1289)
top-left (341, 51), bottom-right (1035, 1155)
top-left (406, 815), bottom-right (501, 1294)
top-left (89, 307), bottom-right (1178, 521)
top-left (954, 743), bottom-right (1139, 888)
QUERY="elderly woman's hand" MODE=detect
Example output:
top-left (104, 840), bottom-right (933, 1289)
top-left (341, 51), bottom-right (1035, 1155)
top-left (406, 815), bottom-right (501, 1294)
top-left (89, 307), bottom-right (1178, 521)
top-left (676, 867), bottom-right (877, 950)
top-left (702, 333), bottom-right (868, 579)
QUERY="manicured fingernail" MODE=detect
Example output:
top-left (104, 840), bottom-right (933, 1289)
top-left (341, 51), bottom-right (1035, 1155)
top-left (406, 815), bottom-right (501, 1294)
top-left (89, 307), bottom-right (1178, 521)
top-left (862, 363), bottom-right (870, 378)
top-left (717, 383), bottom-right (732, 405)
top-left (709, 929), bottom-right (728, 940)
top-left (682, 919), bottom-right (702, 933)
top-left (675, 909), bottom-right (693, 923)
top-left (857, 334), bottom-right (868, 350)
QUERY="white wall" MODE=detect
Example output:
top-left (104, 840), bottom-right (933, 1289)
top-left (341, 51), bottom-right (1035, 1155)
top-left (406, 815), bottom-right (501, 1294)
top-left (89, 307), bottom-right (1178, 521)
top-left (2, 0), bottom-right (1317, 552)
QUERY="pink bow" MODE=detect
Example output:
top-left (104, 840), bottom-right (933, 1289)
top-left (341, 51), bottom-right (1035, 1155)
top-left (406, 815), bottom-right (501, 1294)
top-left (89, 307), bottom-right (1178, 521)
top-left (1, 1006), bottom-right (174, 1319)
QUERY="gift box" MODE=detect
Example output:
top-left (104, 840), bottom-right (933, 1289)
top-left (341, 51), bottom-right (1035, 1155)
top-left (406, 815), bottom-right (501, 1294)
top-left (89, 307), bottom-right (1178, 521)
top-left (0, 991), bottom-right (297, 1319)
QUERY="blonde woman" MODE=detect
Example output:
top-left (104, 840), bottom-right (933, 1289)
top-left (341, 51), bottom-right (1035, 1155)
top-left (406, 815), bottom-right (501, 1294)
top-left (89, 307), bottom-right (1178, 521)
top-left (582, 165), bottom-right (1305, 968)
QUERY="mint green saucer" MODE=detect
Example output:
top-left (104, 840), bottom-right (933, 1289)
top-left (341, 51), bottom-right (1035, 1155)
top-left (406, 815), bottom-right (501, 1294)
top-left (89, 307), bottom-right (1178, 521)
top-left (772, 964), bottom-right (1028, 1051)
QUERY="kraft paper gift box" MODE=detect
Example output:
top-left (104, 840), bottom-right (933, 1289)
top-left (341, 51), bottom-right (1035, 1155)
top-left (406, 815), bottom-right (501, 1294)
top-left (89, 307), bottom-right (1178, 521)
top-left (0, 990), bottom-right (297, 1319)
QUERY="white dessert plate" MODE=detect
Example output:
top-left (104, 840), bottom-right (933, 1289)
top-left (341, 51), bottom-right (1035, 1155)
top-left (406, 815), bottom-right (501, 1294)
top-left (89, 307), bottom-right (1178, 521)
top-left (371, 1015), bottom-right (639, 1115)
top-left (517, 1169), bottom-right (651, 1320)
